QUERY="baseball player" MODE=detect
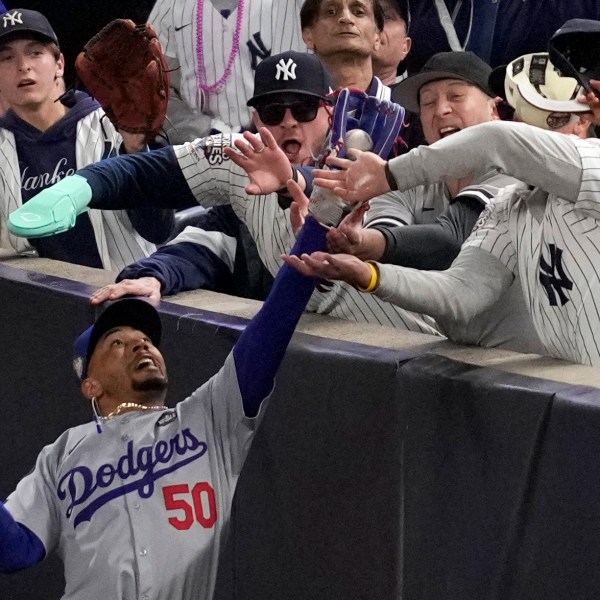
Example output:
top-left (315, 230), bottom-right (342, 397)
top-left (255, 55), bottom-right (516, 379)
top-left (0, 211), bottom-right (324, 599)
top-left (0, 8), bottom-right (170, 269)
top-left (147, 0), bottom-right (307, 143)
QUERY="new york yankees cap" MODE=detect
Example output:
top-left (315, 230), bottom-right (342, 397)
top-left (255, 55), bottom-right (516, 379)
top-left (247, 51), bottom-right (334, 106)
top-left (0, 8), bottom-right (58, 45)
top-left (392, 51), bottom-right (494, 112)
top-left (549, 19), bottom-right (600, 94)
top-left (73, 298), bottom-right (162, 383)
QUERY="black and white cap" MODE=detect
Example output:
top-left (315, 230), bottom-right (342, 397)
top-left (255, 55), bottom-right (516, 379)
top-left (247, 51), bottom-right (334, 106)
top-left (0, 8), bottom-right (58, 45)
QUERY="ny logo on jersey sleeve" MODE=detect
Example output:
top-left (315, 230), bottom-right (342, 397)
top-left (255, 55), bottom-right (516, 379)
top-left (539, 243), bottom-right (573, 306)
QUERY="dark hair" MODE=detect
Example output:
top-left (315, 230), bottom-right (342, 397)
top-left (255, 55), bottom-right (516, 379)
top-left (300, 0), bottom-right (385, 32)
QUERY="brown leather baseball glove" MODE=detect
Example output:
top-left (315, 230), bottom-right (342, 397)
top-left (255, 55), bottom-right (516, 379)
top-left (75, 19), bottom-right (170, 140)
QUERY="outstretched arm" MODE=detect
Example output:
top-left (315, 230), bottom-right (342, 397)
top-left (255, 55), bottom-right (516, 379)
top-left (233, 181), bottom-right (325, 418)
top-left (283, 245), bottom-right (513, 326)
top-left (313, 121), bottom-right (585, 204)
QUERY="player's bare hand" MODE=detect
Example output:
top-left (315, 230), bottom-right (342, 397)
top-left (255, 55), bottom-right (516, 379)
top-left (90, 277), bottom-right (162, 305)
top-left (282, 251), bottom-right (372, 289)
top-left (286, 179), bottom-right (310, 237)
top-left (223, 128), bottom-right (293, 195)
top-left (578, 79), bottom-right (600, 125)
top-left (313, 150), bottom-right (390, 204)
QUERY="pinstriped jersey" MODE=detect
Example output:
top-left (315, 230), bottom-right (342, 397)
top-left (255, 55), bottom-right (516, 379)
top-left (451, 131), bottom-right (600, 365)
top-left (174, 134), bottom-right (442, 335)
top-left (148, 0), bottom-right (306, 137)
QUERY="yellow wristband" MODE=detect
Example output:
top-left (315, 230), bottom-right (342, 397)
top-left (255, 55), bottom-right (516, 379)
top-left (357, 261), bottom-right (380, 293)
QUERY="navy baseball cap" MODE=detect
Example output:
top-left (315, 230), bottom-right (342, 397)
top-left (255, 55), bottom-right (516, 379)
top-left (392, 51), bottom-right (494, 112)
top-left (247, 51), bottom-right (334, 106)
top-left (549, 19), bottom-right (600, 93)
top-left (0, 8), bottom-right (58, 45)
top-left (73, 298), bottom-right (162, 383)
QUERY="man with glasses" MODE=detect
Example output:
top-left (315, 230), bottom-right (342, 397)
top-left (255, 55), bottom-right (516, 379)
top-left (88, 51), bottom-right (334, 305)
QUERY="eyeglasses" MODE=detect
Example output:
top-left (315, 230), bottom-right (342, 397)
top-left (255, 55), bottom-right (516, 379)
top-left (255, 98), bottom-right (322, 126)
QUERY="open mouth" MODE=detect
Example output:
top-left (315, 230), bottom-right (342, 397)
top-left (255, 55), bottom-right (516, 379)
top-left (439, 126), bottom-right (460, 138)
top-left (282, 139), bottom-right (302, 157)
top-left (17, 80), bottom-right (35, 88)
top-left (135, 357), bottom-right (157, 371)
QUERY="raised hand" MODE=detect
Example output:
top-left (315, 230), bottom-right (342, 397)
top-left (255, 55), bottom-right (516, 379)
top-left (223, 128), bottom-right (294, 195)
top-left (90, 277), bottom-right (162, 305)
top-left (312, 150), bottom-right (390, 204)
top-left (281, 251), bottom-right (372, 289)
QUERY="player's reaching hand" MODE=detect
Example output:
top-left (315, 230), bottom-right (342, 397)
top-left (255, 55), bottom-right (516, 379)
top-left (578, 79), bottom-right (600, 125)
top-left (90, 277), bottom-right (162, 305)
top-left (313, 150), bottom-right (391, 204)
top-left (223, 128), bottom-right (297, 195)
top-left (282, 251), bottom-right (373, 289)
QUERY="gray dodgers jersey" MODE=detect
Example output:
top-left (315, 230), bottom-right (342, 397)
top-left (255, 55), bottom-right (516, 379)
top-left (6, 355), bottom-right (261, 600)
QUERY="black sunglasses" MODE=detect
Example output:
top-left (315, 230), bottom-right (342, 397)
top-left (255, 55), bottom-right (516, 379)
top-left (256, 98), bottom-right (323, 126)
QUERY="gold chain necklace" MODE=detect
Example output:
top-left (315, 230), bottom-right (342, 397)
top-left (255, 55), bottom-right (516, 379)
top-left (100, 402), bottom-right (168, 421)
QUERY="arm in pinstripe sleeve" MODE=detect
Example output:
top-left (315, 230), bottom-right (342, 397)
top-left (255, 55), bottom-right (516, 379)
top-left (388, 121), bottom-right (585, 201)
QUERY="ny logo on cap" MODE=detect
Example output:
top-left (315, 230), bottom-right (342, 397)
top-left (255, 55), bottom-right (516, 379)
top-left (275, 58), bottom-right (297, 81)
top-left (3, 11), bottom-right (23, 28)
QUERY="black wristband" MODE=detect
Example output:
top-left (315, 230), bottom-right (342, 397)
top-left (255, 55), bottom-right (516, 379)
top-left (277, 166), bottom-right (299, 196)
top-left (384, 162), bottom-right (398, 191)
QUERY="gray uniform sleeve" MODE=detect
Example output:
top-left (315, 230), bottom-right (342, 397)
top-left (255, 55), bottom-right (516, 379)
top-left (374, 246), bottom-right (514, 324)
top-left (387, 121), bottom-right (583, 202)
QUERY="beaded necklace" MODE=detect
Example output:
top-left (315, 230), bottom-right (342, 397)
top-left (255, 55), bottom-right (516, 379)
top-left (196, 0), bottom-right (246, 94)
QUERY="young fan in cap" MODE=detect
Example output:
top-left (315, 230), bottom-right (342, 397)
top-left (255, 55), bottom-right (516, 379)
top-left (87, 50), bottom-right (334, 305)
top-left (0, 8), bottom-right (172, 268)
top-left (0, 210), bottom-right (323, 598)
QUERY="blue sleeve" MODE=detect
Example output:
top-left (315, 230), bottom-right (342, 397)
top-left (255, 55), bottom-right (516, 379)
top-left (297, 166), bottom-right (315, 197)
top-left (0, 502), bottom-right (45, 573)
top-left (126, 208), bottom-right (175, 245)
top-left (117, 242), bottom-right (231, 295)
top-left (233, 216), bottom-right (326, 417)
top-left (79, 146), bottom-right (197, 210)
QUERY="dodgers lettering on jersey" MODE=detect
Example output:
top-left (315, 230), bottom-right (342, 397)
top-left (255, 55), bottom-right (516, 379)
top-left (5, 354), bottom-right (256, 600)
top-left (58, 427), bottom-right (206, 527)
